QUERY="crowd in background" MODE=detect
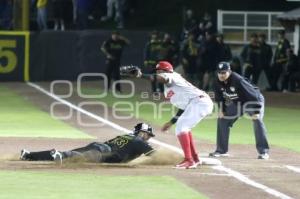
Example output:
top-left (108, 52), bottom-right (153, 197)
top-left (0, 0), bottom-right (12, 30)
top-left (33, 0), bottom-right (133, 30)
top-left (0, 0), bottom-right (136, 30)
top-left (1, 2), bottom-right (300, 92)
top-left (140, 9), bottom-right (300, 93)
top-left (150, 9), bottom-right (300, 93)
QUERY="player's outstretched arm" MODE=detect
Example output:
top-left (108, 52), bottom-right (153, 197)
top-left (120, 65), bottom-right (169, 84)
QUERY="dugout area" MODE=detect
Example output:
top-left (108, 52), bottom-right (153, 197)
top-left (0, 30), bottom-right (148, 81)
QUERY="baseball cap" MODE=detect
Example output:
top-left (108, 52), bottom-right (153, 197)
top-left (217, 62), bottom-right (231, 72)
top-left (156, 61), bottom-right (173, 72)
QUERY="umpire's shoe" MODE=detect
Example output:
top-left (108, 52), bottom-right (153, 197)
top-left (209, 151), bottom-right (230, 158)
top-left (50, 149), bottom-right (63, 164)
top-left (258, 153), bottom-right (269, 160)
top-left (20, 149), bottom-right (30, 160)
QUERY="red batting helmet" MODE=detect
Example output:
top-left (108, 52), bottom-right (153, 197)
top-left (156, 61), bottom-right (173, 72)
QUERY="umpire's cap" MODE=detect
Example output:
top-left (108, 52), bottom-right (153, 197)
top-left (134, 123), bottom-right (155, 137)
top-left (217, 62), bottom-right (231, 72)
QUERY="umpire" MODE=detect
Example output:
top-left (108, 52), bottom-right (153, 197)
top-left (210, 62), bottom-right (270, 159)
top-left (101, 31), bottom-right (130, 92)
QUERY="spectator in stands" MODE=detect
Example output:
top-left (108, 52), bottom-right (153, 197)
top-left (0, 0), bottom-right (12, 30)
top-left (144, 31), bottom-right (163, 92)
top-left (101, 31), bottom-right (130, 92)
top-left (268, 30), bottom-right (291, 91)
top-left (198, 12), bottom-right (214, 38)
top-left (36, 0), bottom-right (48, 30)
top-left (216, 33), bottom-right (232, 62)
top-left (52, 0), bottom-right (65, 30)
top-left (160, 33), bottom-right (178, 66)
top-left (240, 33), bottom-right (262, 85)
top-left (101, 0), bottom-right (125, 29)
top-left (75, 0), bottom-right (92, 29)
top-left (182, 9), bottom-right (197, 40)
top-left (201, 31), bottom-right (220, 90)
top-left (230, 56), bottom-right (242, 75)
top-left (181, 32), bottom-right (200, 85)
top-left (282, 49), bottom-right (299, 92)
top-left (258, 33), bottom-right (273, 87)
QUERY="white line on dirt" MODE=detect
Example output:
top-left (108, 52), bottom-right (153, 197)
top-left (213, 166), bottom-right (292, 199)
top-left (286, 165), bottom-right (300, 173)
top-left (27, 82), bottom-right (183, 154)
top-left (27, 82), bottom-right (293, 199)
top-left (199, 173), bottom-right (231, 176)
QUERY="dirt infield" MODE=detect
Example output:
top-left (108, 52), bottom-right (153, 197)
top-left (1, 82), bottom-right (300, 199)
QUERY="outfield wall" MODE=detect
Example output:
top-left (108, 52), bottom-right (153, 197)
top-left (0, 30), bottom-right (149, 81)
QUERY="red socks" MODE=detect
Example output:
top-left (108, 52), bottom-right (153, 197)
top-left (188, 132), bottom-right (199, 162)
top-left (177, 133), bottom-right (192, 161)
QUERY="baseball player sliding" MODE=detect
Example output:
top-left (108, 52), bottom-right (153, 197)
top-left (127, 61), bottom-right (213, 169)
top-left (20, 123), bottom-right (155, 164)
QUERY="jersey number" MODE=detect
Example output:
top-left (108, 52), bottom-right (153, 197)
top-left (110, 137), bottom-right (129, 148)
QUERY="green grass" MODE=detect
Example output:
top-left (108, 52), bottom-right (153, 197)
top-left (0, 86), bottom-right (93, 139)
top-left (0, 171), bottom-right (207, 199)
top-left (83, 88), bottom-right (300, 152)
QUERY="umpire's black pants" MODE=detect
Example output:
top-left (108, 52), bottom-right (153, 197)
top-left (215, 98), bottom-right (270, 155)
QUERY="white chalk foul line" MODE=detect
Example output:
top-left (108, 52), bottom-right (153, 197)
top-left (286, 165), bottom-right (300, 174)
top-left (212, 166), bottom-right (293, 199)
top-left (199, 173), bottom-right (231, 177)
top-left (26, 82), bottom-right (182, 154)
top-left (27, 82), bottom-right (293, 199)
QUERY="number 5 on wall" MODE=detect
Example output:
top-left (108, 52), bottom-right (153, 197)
top-left (0, 32), bottom-right (30, 81)
top-left (0, 40), bottom-right (18, 73)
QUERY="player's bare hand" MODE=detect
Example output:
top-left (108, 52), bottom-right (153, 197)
top-left (218, 112), bottom-right (224, 118)
top-left (244, 63), bottom-right (253, 68)
top-left (252, 114), bottom-right (260, 120)
top-left (161, 122), bottom-right (172, 132)
top-left (107, 54), bottom-right (115, 60)
top-left (182, 58), bottom-right (188, 65)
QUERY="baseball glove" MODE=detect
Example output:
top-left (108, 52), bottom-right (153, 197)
top-left (120, 65), bottom-right (141, 77)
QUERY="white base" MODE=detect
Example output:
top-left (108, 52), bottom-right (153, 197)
top-left (200, 157), bottom-right (222, 165)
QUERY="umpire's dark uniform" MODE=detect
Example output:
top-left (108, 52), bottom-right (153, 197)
top-left (213, 63), bottom-right (270, 157)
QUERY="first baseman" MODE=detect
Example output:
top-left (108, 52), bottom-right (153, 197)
top-left (136, 61), bottom-right (213, 169)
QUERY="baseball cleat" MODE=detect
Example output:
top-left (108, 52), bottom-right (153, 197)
top-left (50, 149), bottom-right (63, 164)
top-left (258, 153), bottom-right (269, 160)
top-left (193, 156), bottom-right (202, 167)
top-left (174, 159), bottom-right (197, 169)
top-left (20, 149), bottom-right (30, 160)
top-left (209, 151), bottom-right (230, 157)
